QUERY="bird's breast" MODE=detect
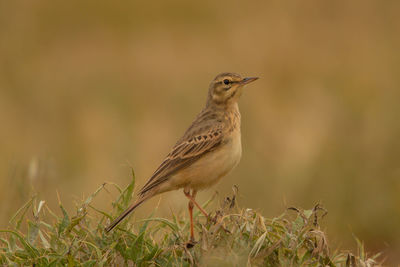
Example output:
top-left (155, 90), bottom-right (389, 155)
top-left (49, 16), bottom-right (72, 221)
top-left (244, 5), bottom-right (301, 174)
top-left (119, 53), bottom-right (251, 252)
top-left (170, 128), bottom-right (242, 191)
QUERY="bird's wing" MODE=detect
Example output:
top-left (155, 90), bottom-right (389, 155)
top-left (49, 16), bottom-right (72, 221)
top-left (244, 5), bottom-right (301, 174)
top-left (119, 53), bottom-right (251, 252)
top-left (139, 123), bottom-right (224, 196)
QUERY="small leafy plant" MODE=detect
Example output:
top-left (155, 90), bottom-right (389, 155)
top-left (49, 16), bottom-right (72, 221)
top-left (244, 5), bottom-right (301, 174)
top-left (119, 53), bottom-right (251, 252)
top-left (0, 170), bottom-right (382, 266)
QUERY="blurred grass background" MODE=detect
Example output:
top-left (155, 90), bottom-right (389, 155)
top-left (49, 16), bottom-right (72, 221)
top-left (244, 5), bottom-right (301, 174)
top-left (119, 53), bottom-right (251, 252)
top-left (0, 0), bottom-right (399, 264)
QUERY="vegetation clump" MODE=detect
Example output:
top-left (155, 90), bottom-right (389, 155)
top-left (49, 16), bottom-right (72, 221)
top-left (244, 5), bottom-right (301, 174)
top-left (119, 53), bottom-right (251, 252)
top-left (0, 171), bottom-right (381, 266)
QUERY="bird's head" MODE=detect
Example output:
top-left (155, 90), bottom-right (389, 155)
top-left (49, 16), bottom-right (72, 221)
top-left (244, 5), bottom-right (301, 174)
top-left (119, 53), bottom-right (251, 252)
top-left (207, 72), bottom-right (258, 107)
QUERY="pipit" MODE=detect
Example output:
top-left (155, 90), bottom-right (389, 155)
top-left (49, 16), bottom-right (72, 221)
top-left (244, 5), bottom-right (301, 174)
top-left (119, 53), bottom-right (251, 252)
top-left (105, 73), bottom-right (258, 243)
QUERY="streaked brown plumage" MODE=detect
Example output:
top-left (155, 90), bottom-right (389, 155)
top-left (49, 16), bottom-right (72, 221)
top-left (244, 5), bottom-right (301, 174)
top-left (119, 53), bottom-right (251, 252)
top-left (105, 73), bottom-right (258, 242)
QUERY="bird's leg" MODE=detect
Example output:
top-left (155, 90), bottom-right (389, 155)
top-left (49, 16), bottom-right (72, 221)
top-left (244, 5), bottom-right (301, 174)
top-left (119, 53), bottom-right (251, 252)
top-left (184, 188), bottom-right (197, 246)
top-left (184, 189), bottom-right (209, 218)
top-left (188, 198), bottom-right (195, 242)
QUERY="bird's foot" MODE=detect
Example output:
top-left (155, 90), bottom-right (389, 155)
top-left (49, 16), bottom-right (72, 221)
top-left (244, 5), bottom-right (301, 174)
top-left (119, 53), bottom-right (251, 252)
top-left (185, 238), bottom-right (197, 249)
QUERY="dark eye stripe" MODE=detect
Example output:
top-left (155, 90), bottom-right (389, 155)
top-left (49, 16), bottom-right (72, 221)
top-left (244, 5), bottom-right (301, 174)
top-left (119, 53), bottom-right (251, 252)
top-left (219, 80), bottom-right (238, 85)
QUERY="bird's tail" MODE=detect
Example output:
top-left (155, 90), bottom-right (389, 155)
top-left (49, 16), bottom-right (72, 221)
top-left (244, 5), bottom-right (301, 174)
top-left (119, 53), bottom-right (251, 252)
top-left (105, 195), bottom-right (149, 233)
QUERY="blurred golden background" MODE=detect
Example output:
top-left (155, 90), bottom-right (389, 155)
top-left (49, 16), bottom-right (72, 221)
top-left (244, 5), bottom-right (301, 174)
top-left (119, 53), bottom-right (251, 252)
top-left (1, 0), bottom-right (399, 264)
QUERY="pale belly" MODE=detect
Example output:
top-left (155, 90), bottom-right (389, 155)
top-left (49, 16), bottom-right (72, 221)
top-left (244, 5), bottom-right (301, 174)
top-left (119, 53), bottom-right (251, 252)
top-left (165, 130), bottom-right (242, 191)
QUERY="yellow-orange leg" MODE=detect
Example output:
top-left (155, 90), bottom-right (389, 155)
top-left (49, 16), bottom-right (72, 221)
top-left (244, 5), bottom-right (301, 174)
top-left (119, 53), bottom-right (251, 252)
top-left (183, 189), bottom-right (208, 218)
top-left (184, 188), bottom-right (209, 243)
top-left (188, 200), bottom-right (195, 242)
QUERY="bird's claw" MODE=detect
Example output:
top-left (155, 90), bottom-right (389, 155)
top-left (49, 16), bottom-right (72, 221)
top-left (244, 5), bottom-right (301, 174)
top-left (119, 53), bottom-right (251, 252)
top-left (185, 238), bottom-right (197, 249)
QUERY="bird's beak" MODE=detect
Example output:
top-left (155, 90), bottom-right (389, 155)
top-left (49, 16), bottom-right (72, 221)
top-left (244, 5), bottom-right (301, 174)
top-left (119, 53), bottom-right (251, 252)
top-left (241, 77), bottom-right (259, 85)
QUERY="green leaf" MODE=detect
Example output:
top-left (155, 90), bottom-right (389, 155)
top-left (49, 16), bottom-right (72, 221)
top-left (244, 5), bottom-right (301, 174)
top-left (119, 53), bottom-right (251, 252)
top-left (82, 260), bottom-right (97, 267)
top-left (292, 215), bottom-right (305, 233)
top-left (38, 230), bottom-right (50, 249)
top-left (88, 204), bottom-right (112, 220)
top-left (122, 170), bottom-right (136, 209)
top-left (137, 218), bottom-right (179, 232)
top-left (0, 237), bottom-right (11, 251)
top-left (83, 183), bottom-right (106, 208)
top-left (48, 259), bottom-right (60, 267)
top-left (66, 213), bottom-right (86, 233)
top-left (303, 209), bottom-right (313, 219)
top-left (58, 204), bottom-right (70, 236)
top-left (9, 197), bottom-right (34, 231)
top-left (0, 230), bottom-right (39, 258)
top-left (27, 220), bottom-right (39, 245)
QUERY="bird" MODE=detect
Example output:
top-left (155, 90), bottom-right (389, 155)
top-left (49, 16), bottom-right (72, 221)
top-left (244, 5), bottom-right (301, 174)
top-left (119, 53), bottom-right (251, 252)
top-left (105, 72), bottom-right (258, 243)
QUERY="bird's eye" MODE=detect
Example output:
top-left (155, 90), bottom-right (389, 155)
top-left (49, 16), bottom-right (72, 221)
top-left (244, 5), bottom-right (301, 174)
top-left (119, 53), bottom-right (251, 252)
top-left (223, 79), bottom-right (230, 85)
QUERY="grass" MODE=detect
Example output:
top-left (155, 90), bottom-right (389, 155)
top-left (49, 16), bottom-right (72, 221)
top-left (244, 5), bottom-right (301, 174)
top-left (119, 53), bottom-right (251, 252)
top-left (0, 170), bottom-right (382, 266)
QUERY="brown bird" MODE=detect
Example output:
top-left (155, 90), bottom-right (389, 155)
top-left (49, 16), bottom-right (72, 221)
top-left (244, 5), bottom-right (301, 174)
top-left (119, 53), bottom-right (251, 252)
top-left (105, 73), bottom-right (258, 243)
